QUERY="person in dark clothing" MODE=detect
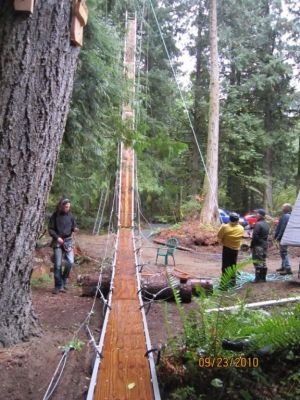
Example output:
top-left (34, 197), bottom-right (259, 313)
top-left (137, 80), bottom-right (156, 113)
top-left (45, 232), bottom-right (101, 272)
top-left (48, 198), bottom-right (78, 294)
top-left (275, 203), bottom-right (292, 275)
top-left (250, 209), bottom-right (270, 282)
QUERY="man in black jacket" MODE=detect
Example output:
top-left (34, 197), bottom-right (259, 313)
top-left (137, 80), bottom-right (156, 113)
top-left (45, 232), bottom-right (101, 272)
top-left (250, 209), bottom-right (270, 282)
top-left (48, 198), bottom-right (77, 294)
top-left (275, 203), bottom-right (292, 275)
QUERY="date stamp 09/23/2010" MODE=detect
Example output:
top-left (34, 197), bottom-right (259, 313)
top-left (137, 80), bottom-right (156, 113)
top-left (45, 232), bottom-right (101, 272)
top-left (199, 356), bottom-right (259, 368)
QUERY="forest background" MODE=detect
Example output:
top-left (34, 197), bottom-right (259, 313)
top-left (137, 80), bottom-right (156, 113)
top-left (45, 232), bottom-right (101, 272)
top-left (49, 0), bottom-right (300, 229)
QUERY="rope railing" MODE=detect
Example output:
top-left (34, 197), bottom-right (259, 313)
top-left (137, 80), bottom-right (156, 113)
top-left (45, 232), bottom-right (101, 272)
top-left (42, 172), bottom-right (120, 400)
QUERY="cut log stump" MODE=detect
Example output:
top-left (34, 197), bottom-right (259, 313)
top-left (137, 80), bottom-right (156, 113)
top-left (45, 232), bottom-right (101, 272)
top-left (141, 273), bottom-right (192, 303)
top-left (77, 273), bottom-right (112, 297)
top-left (78, 272), bottom-right (213, 302)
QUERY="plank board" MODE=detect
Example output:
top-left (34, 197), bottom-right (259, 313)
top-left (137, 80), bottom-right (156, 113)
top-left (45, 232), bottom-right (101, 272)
top-left (93, 231), bottom-right (154, 399)
top-left (14, 0), bottom-right (34, 13)
top-left (92, 17), bottom-right (155, 400)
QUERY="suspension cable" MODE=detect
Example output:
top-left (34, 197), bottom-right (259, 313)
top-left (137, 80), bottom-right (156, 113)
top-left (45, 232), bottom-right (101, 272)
top-left (42, 170), bottom-right (120, 400)
top-left (42, 347), bottom-right (72, 400)
top-left (135, 0), bottom-right (147, 128)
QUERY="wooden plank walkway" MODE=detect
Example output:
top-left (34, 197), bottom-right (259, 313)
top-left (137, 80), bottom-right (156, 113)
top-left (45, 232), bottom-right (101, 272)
top-left (93, 146), bottom-right (155, 399)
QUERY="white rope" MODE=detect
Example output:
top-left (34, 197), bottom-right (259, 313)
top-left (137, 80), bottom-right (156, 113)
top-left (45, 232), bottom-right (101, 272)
top-left (42, 170), bottom-right (120, 400)
top-left (42, 348), bottom-right (71, 400)
top-left (135, 0), bottom-right (147, 128)
top-left (147, 0), bottom-right (219, 212)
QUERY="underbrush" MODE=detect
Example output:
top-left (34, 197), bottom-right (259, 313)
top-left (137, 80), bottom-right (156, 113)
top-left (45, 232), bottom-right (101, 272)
top-left (158, 266), bottom-right (300, 399)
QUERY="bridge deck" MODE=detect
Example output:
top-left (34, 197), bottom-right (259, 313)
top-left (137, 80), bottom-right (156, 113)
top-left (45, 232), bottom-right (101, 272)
top-left (93, 146), bottom-right (155, 399)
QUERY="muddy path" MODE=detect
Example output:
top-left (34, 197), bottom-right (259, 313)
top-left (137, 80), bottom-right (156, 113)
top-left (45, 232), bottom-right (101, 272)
top-left (0, 231), bottom-right (299, 400)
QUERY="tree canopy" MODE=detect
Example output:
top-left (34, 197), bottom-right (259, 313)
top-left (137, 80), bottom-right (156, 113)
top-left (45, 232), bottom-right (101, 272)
top-left (50, 0), bottom-right (300, 227)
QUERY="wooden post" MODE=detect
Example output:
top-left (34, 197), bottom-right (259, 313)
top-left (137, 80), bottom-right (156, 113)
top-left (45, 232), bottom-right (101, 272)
top-left (14, 0), bottom-right (34, 13)
top-left (70, 0), bottom-right (89, 47)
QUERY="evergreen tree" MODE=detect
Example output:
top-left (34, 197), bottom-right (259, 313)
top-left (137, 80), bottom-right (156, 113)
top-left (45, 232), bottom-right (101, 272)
top-left (199, 0), bottom-right (220, 224)
top-left (0, 0), bottom-right (80, 346)
top-left (218, 0), bottom-right (298, 212)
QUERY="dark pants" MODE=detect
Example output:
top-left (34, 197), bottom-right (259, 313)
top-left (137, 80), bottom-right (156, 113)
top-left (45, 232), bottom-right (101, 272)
top-left (252, 245), bottom-right (267, 282)
top-left (252, 246), bottom-right (267, 268)
top-left (221, 246), bottom-right (239, 287)
top-left (53, 239), bottom-right (74, 289)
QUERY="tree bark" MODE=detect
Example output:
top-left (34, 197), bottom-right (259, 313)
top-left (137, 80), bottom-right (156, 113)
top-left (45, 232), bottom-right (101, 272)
top-left (192, 1), bottom-right (209, 197)
top-left (200, 0), bottom-right (219, 224)
top-left (0, 0), bottom-right (80, 346)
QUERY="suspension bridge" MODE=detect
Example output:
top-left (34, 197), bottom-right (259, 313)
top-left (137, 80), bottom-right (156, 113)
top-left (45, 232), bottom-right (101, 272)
top-left (43, 3), bottom-right (220, 398)
top-left (86, 15), bottom-right (160, 400)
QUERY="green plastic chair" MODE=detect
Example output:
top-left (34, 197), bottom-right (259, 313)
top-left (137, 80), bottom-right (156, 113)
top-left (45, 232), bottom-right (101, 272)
top-left (155, 237), bottom-right (178, 266)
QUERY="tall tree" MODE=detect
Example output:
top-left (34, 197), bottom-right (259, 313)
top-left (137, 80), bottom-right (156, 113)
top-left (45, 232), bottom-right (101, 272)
top-left (0, 0), bottom-right (80, 346)
top-left (200, 0), bottom-right (220, 224)
top-left (50, 1), bottom-right (124, 227)
top-left (191, 0), bottom-right (209, 196)
top-left (218, 0), bottom-right (298, 212)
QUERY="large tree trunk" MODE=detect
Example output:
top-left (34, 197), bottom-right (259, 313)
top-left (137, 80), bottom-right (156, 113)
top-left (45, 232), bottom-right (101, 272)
top-left (0, 0), bottom-right (80, 346)
top-left (200, 0), bottom-right (219, 224)
top-left (192, 1), bottom-right (209, 196)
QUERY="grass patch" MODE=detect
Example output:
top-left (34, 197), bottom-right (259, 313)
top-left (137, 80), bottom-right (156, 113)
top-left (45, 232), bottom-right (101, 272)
top-left (31, 274), bottom-right (52, 287)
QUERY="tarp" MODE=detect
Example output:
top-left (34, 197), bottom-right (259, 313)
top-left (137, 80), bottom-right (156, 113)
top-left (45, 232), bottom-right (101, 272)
top-left (281, 191), bottom-right (300, 246)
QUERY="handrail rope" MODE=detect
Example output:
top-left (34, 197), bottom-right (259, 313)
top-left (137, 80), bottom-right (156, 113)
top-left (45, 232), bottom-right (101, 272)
top-left (85, 325), bottom-right (102, 358)
top-left (85, 142), bottom-right (123, 376)
top-left (133, 154), bottom-right (152, 274)
top-left (80, 171), bottom-right (119, 330)
top-left (72, 167), bottom-right (120, 341)
top-left (42, 347), bottom-right (72, 400)
top-left (92, 190), bottom-right (104, 235)
top-left (42, 172), bottom-right (120, 400)
top-left (136, 187), bottom-right (154, 232)
top-left (147, 0), bottom-right (220, 213)
top-left (134, 153), bottom-right (143, 237)
top-left (135, 0), bottom-right (147, 129)
top-left (133, 220), bottom-right (161, 400)
top-left (95, 187), bottom-right (109, 235)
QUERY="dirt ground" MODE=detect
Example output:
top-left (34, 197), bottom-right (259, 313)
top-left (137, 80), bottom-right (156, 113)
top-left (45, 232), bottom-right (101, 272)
top-left (1, 229), bottom-right (300, 400)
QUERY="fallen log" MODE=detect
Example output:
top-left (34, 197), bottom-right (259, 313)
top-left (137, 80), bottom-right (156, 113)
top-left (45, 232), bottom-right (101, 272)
top-left (77, 273), bottom-right (111, 297)
top-left (153, 239), bottom-right (193, 252)
top-left (141, 273), bottom-right (192, 303)
top-left (78, 272), bottom-right (213, 302)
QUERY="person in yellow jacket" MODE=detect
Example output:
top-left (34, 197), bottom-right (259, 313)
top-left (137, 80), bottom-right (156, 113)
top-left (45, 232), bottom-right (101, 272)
top-left (217, 212), bottom-right (244, 286)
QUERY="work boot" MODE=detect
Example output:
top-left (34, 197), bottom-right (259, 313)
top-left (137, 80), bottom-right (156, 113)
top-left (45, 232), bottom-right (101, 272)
top-left (253, 268), bottom-right (261, 283)
top-left (276, 268), bottom-right (284, 272)
top-left (279, 269), bottom-right (293, 275)
top-left (52, 288), bottom-right (59, 295)
top-left (260, 268), bottom-right (267, 282)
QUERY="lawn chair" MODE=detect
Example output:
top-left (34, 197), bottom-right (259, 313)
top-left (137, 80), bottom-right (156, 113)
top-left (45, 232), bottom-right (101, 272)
top-left (155, 237), bottom-right (178, 266)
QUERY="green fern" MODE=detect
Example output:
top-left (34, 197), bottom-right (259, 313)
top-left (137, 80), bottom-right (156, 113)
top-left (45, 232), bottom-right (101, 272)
top-left (241, 304), bottom-right (300, 351)
top-left (164, 258), bottom-right (300, 362)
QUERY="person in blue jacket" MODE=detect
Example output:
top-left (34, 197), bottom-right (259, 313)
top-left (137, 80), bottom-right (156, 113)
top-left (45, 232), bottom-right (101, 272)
top-left (275, 203), bottom-right (292, 275)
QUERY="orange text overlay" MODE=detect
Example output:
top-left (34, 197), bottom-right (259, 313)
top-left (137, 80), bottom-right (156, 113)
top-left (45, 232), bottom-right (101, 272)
top-left (198, 356), bottom-right (259, 368)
